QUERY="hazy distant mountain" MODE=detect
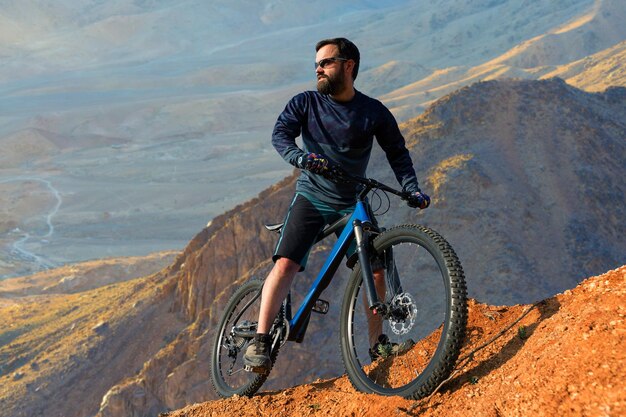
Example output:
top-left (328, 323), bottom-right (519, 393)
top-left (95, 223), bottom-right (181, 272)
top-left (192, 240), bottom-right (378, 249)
top-left (541, 39), bottom-right (626, 91)
top-left (382, 0), bottom-right (626, 119)
top-left (1, 0), bottom-right (625, 278)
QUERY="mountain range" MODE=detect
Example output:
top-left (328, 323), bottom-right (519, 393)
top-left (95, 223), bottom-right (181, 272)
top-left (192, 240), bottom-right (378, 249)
top-left (2, 0), bottom-right (625, 278)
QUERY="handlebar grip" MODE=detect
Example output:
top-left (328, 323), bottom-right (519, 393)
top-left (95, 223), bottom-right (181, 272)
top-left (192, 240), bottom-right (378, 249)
top-left (405, 192), bottom-right (430, 209)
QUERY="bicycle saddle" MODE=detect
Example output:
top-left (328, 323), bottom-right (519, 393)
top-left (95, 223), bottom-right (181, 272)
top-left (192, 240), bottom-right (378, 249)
top-left (264, 223), bottom-right (284, 233)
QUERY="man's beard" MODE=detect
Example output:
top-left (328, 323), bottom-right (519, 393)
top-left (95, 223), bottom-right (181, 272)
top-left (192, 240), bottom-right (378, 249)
top-left (317, 70), bottom-right (345, 95)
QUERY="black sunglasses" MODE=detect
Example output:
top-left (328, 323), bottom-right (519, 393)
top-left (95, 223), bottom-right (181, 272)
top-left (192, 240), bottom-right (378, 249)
top-left (314, 56), bottom-right (348, 70)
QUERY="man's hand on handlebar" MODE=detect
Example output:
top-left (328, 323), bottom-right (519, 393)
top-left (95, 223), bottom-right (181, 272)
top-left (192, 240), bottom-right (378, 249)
top-left (299, 152), bottom-right (330, 174)
top-left (299, 153), bottom-right (351, 183)
top-left (323, 164), bottom-right (352, 183)
top-left (299, 156), bottom-right (427, 204)
top-left (406, 191), bottom-right (430, 209)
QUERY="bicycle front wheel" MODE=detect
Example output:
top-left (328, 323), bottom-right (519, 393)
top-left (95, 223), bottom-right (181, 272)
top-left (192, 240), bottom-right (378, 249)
top-left (210, 279), bottom-right (277, 398)
top-left (340, 224), bottom-right (467, 399)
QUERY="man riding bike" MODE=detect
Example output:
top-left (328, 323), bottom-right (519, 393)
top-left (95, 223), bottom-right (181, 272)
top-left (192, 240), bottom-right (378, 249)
top-left (244, 37), bottom-right (430, 374)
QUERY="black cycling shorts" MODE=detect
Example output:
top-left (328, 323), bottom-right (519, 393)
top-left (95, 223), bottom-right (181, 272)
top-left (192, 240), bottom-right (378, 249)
top-left (273, 192), bottom-right (355, 271)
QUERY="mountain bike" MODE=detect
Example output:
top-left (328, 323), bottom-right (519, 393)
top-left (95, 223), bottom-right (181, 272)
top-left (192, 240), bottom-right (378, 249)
top-left (209, 172), bottom-right (467, 399)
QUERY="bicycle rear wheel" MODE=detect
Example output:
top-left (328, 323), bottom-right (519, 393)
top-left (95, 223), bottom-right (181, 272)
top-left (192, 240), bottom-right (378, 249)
top-left (340, 224), bottom-right (467, 399)
top-left (210, 279), bottom-right (279, 398)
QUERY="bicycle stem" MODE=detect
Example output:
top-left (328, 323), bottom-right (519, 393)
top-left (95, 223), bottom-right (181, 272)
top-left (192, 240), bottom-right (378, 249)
top-left (351, 174), bottom-right (408, 202)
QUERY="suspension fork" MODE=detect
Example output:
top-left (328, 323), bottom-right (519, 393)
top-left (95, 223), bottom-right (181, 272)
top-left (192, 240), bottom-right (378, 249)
top-left (353, 220), bottom-right (385, 316)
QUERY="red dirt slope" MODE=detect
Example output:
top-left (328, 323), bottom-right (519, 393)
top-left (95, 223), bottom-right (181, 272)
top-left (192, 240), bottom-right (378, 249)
top-left (165, 265), bottom-right (625, 417)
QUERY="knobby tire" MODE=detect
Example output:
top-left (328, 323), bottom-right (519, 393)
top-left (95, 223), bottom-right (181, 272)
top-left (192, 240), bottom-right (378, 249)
top-left (340, 224), bottom-right (467, 399)
top-left (210, 279), bottom-right (280, 398)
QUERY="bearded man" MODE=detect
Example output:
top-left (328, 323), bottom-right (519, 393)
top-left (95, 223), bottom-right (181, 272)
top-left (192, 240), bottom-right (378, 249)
top-left (243, 37), bottom-right (430, 373)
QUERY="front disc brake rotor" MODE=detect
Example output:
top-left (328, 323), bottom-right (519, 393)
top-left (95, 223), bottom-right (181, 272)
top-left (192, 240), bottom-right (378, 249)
top-left (389, 292), bottom-right (418, 335)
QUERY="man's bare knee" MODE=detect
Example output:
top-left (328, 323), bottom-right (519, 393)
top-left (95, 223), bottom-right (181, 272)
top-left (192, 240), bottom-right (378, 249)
top-left (373, 268), bottom-right (385, 282)
top-left (273, 257), bottom-right (301, 277)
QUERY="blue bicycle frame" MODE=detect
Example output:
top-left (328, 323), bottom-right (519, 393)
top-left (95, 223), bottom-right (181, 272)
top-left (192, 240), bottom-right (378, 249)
top-left (286, 199), bottom-right (379, 342)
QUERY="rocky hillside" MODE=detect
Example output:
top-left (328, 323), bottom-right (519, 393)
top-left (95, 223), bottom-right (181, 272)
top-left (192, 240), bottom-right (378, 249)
top-left (164, 265), bottom-right (626, 417)
top-left (1, 78), bottom-right (624, 417)
top-left (0, 253), bottom-right (183, 417)
top-left (399, 77), bottom-right (626, 305)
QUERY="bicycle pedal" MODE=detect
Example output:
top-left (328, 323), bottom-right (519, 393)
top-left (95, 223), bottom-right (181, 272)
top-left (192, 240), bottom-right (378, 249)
top-left (312, 299), bottom-right (330, 314)
top-left (244, 364), bottom-right (270, 375)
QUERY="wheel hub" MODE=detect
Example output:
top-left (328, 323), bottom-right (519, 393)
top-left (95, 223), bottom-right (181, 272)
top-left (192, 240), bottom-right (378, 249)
top-left (388, 292), bottom-right (418, 335)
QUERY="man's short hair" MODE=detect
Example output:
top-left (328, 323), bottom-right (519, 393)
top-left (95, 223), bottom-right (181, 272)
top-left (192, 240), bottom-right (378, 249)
top-left (315, 37), bottom-right (360, 80)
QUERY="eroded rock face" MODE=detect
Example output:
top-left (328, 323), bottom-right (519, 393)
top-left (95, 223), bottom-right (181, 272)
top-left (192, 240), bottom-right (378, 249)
top-left (98, 323), bottom-right (211, 417)
top-left (96, 175), bottom-right (299, 417)
top-left (171, 174), bottom-right (298, 321)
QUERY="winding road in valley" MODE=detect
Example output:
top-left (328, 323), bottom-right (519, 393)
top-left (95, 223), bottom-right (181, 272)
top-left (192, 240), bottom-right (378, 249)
top-left (0, 177), bottom-right (62, 271)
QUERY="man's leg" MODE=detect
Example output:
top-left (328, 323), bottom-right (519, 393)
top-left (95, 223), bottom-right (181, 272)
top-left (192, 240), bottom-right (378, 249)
top-left (244, 257), bottom-right (300, 372)
top-left (364, 268), bottom-right (386, 347)
top-left (244, 192), bottom-right (326, 373)
top-left (257, 257), bottom-right (301, 334)
top-left (365, 268), bottom-right (416, 360)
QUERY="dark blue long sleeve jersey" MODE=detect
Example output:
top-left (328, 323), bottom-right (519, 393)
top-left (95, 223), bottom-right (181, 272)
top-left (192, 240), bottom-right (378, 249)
top-left (272, 90), bottom-right (421, 206)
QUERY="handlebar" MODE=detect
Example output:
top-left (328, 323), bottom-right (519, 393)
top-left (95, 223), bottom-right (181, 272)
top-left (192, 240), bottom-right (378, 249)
top-left (329, 166), bottom-right (415, 203)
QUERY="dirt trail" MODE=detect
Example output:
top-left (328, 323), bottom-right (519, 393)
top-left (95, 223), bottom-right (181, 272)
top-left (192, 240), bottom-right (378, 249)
top-left (164, 266), bottom-right (626, 417)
